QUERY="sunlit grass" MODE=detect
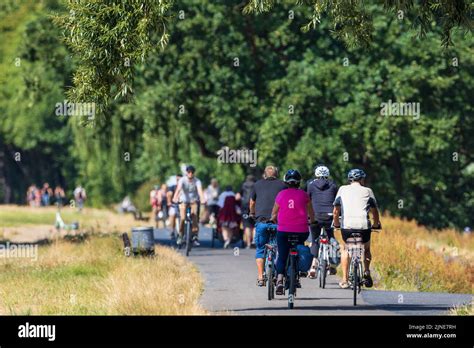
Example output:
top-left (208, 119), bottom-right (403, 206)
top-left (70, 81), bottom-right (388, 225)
top-left (369, 216), bottom-right (473, 294)
top-left (450, 302), bottom-right (473, 315)
top-left (0, 205), bottom-right (150, 232)
top-left (0, 235), bottom-right (206, 315)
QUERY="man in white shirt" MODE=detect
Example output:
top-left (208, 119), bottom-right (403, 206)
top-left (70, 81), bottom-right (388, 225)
top-left (333, 169), bottom-right (381, 289)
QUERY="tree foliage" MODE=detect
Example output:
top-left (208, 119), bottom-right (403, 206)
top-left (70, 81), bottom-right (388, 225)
top-left (1, 1), bottom-right (472, 229)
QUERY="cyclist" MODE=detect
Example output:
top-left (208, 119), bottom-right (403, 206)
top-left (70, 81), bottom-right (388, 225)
top-left (172, 166), bottom-right (206, 247)
top-left (249, 165), bottom-right (286, 287)
top-left (167, 174), bottom-right (183, 239)
top-left (270, 169), bottom-right (315, 295)
top-left (333, 169), bottom-right (381, 289)
top-left (306, 165), bottom-right (339, 278)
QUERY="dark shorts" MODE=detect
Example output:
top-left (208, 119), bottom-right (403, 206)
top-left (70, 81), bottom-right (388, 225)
top-left (207, 204), bottom-right (220, 217)
top-left (341, 229), bottom-right (371, 244)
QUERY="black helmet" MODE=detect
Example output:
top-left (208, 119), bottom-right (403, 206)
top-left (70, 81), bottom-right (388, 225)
top-left (284, 169), bottom-right (302, 187)
top-left (347, 168), bottom-right (366, 182)
top-left (186, 165), bottom-right (195, 173)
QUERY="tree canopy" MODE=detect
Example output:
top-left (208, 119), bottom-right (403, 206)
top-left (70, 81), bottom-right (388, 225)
top-left (0, 0), bottom-right (472, 229)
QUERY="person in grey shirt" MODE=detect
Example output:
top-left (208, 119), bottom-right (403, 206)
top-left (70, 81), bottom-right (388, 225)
top-left (173, 166), bottom-right (206, 246)
top-left (333, 169), bottom-right (381, 289)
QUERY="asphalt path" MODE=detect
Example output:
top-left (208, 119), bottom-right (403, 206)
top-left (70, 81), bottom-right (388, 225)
top-left (153, 226), bottom-right (472, 315)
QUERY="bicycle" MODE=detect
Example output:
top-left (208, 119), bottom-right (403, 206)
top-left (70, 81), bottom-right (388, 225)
top-left (262, 222), bottom-right (277, 301)
top-left (281, 234), bottom-right (302, 309)
top-left (210, 211), bottom-right (218, 248)
top-left (169, 203), bottom-right (180, 242)
top-left (345, 232), bottom-right (365, 306)
top-left (177, 201), bottom-right (200, 257)
top-left (316, 226), bottom-right (331, 289)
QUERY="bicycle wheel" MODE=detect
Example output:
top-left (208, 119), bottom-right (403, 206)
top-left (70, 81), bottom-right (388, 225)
top-left (271, 268), bottom-right (275, 299)
top-left (185, 221), bottom-right (192, 256)
top-left (211, 228), bottom-right (215, 248)
top-left (320, 259), bottom-right (327, 289)
top-left (288, 256), bottom-right (296, 309)
top-left (353, 262), bottom-right (358, 306)
top-left (266, 260), bottom-right (274, 301)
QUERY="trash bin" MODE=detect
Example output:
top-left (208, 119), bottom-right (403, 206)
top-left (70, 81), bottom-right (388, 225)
top-left (131, 227), bottom-right (155, 256)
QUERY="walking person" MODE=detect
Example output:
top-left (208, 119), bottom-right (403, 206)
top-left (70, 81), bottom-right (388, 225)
top-left (202, 178), bottom-right (220, 224)
top-left (217, 186), bottom-right (241, 248)
top-left (41, 183), bottom-right (53, 206)
top-left (240, 175), bottom-right (256, 249)
top-left (73, 185), bottom-right (87, 212)
top-left (166, 174), bottom-right (183, 239)
top-left (54, 185), bottom-right (66, 206)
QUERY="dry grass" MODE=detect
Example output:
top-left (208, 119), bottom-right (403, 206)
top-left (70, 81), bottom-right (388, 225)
top-left (0, 235), bottom-right (206, 315)
top-left (0, 205), bottom-right (151, 242)
top-left (450, 301), bottom-right (473, 315)
top-left (366, 216), bottom-right (473, 294)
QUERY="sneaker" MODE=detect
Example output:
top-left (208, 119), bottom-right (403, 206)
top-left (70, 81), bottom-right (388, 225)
top-left (308, 266), bottom-right (317, 279)
top-left (275, 275), bottom-right (284, 295)
top-left (223, 240), bottom-right (231, 249)
top-left (176, 236), bottom-right (183, 246)
top-left (363, 272), bottom-right (373, 288)
top-left (339, 281), bottom-right (350, 289)
top-left (193, 239), bottom-right (201, 247)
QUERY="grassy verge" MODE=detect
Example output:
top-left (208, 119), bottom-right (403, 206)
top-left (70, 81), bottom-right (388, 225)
top-left (450, 302), bottom-right (473, 315)
top-left (0, 235), bottom-right (206, 315)
top-left (0, 205), bottom-right (155, 246)
top-left (369, 216), bottom-right (473, 294)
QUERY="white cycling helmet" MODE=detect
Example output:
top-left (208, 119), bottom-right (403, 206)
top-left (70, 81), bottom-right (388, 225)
top-left (314, 165), bottom-right (330, 178)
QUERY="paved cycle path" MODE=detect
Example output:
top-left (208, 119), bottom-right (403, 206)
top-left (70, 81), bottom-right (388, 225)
top-left (154, 227), bottom-right (472, 315)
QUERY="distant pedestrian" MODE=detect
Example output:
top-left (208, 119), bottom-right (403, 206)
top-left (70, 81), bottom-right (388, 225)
top-left (34, 186), bottom-right (41, 207)
top-left (218, 186), bottom-right (241, 249)
top-left (41, 183), bottom-right (53, 206)
top-left (240, 175), bottom-right (256, 248)
top-left (73, 185), bottom-right (87, 212)
top-left (202, 178), bottom-right (220, 224)
top-left (54, 185), bottom-right (66, 206)
top-left (26, 184), bottom-right (38, 207)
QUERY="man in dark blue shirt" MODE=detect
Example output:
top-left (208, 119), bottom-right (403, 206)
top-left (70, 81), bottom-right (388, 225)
top-left (307, 165), bottom-right (340, 278)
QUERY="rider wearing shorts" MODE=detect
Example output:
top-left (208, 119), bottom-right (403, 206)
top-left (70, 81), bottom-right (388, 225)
top-left (249, 165), bottom-right (286, 287)
top-left (172, 166), bottom-right (206, 246)
top-left (333, 169), bottom-right (381, 289)
top-left (271, 169), bottom-right (315, 295)
top-left (306, 165), bottom-right (339, 277)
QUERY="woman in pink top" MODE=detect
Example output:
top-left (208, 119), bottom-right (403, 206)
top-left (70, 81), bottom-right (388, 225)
top-left (270, 169), bottom-right (315, 295)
